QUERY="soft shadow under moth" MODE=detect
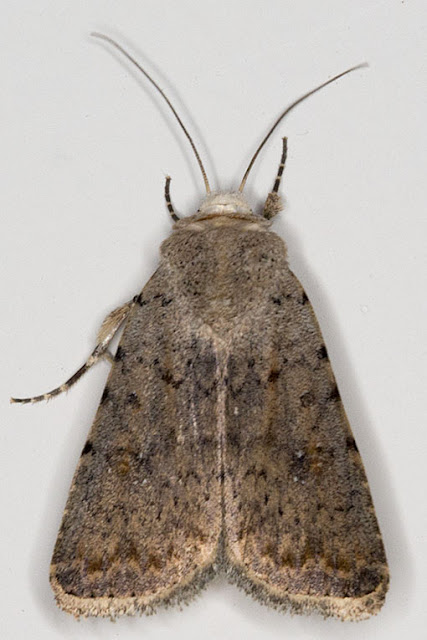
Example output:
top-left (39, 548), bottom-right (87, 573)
top-left (12, 34), bottom-right (388, 620)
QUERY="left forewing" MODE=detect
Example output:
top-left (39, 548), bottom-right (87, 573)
top-left (222, 263), bottom-right (388, 621)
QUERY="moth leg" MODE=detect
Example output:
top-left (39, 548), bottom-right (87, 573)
top-left (262, 136), bottom-right (287, 219)
top-left (11, 299), bottom-right (135, 404)
top-left (165, 175), bottom-right (180, 222)
top-left (103, 350), bottom-right (116, 365)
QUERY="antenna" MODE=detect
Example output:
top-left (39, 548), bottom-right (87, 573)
top-left (91, 33), bottom-right (211, 194)
top-left (239, 63), bottom-right (368, 192)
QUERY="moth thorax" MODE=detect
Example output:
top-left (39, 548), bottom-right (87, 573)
top-left (198, 192), bottom-right (253, 216)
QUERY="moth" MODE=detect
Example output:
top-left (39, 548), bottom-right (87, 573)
top-left (13, 34), bottom-right (388, 620)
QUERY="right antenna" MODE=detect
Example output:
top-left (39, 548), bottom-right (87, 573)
top-left (238, 63), bottom-right (368, 192)
top-left (91, 33), bottom-right (211, 195)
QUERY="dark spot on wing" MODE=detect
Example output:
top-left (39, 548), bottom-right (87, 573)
top-left (300, 391), bottom-right (315, 407)
top-left (100, 386), bottom-right (110, 404)
top-left (346, 437), bottom-right (359, 452)
top-left (328, 384), bottom-right (340, 402)
top-left (81, 441), bottom-right (94, 456)
top-left (127, 392), bottom-right (140, 406)
top-left (161, 370), bottom-right (183, 389)
top-left (227, 427), bottom-right (241, 449)
top-left (135, 294), bottom-right (147, 306)
top-left (268, 369), bottom-right (280, 383)
top-left (317, 345), bottom-right (329, 360)
top-left (115, 346), bottom-right (126, 361)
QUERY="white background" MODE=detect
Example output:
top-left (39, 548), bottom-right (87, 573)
top-left (1, 1), bottom-right (426, 639)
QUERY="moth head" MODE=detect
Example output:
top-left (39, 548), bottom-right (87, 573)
top-left (173, 192), bottom-right (271, 228)
top-left (197, 192), bottom-right (253, 217)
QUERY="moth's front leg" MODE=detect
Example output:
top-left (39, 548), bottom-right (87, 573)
top-left (11, 299), bottom-right (135, 404)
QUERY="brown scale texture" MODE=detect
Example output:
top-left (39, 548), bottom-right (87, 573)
top-left (51, 211), bottom-right (388, 619)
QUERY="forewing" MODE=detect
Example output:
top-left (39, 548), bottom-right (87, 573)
top-left (50, 265), bottom-right (222, 617)
top-left (223, 262), bottom-right (388, 620)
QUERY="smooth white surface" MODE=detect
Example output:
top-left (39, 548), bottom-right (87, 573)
top-left (1, 1), bottom-right (426, 638)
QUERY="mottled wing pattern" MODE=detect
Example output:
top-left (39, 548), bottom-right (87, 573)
top-left (50, 265), bottom-right (222, 617)
top-left (223, 246), bottom-right (388, 620)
